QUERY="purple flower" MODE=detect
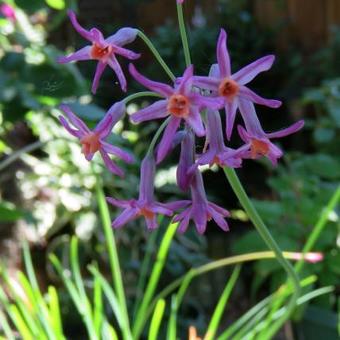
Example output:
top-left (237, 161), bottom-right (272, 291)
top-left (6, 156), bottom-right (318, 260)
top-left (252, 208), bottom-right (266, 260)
top-left (58, 10), bottom-right (140, 93)
top-left (236, 100), bottom-right (304, 166)
top-left (0, 4), bottom-right (16, 21)
top-left (59, 101), bottom-right (134, 176)
top-left (194, 29), bottom-right (282, 140)
top-left (107, 155), bottom-right (186, 229)
top-left (129, 64), bottom-right (223, 162)
top-left (177, 130), bottom-right (196, 191)
top-left (173, 170), bottom-right (230, 234)
top-left (196, 110), bottom-right (244, 168)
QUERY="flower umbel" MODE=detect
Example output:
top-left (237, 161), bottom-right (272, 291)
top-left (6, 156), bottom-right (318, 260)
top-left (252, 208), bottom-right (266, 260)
top-left (59, 101), bottom-right (134, 176)
top-left (58, 10), bottom-right (140, 93)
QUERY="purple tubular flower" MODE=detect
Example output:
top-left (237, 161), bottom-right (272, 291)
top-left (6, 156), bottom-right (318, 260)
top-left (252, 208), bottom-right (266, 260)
top-left (196, 110), bottom-right (243, 168)
top-left (107, 155), bottom-right (179, 229)
top-left (177, 130), bottom-right (196, 191)
top-left (129, 64), bottom-right (224, 163)
top-left (237, 99), bottom-right (304, 166)
top-left (173, 170), bottom-right (230, 234)
top-left (193, 29), bottom-right (282, 140)
top-left (59, 101), bottom-right (134, 176)
top-left (58, 10), bottom-right (140, 93)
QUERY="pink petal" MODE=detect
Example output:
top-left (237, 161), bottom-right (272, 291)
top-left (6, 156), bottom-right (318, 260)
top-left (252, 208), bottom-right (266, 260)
top-left (209, 63), bottom-right (220, 78)
top-left (112, 208), bottom-right (138, 228)
top-left (232, 55), bottom-right (275, 86)
top-left (266, 120), bottom-right (304, 139)
top-left (91, 62), bottom-right (106, 94)
top-left (130, 100), bottom-right (168, 123)
top-left (57, 46), bottom-right (91, 63)
top-left (238, 98), bottom-right (264, 137)
top-left (208, 206), bottom-right (229, 231)
top-left (217, 29), bottom-right (231, 77)
top-left (177, 65), bottom-right (194, 95)
top-left (239, 86), bottom-right (282, 108)
top-left (145, 215), bottom-right (158, 230)
top-left (67, 10), bottom-right (94, 42)
top-left (193, 76), bottom-right (220, 91)
top-left (225, 99), bottom-right (238, 140)
top-left (100, 151), bottom-right (124, 177)
top-left (101, 142), bottom-right (135, 163)
top-left (59, 104), bottom-right (90, 134)
top-left (186, 107), bottom-right (205, 137)
top-left (129, 64), bottom-right (173, 97)
top-left (113, 45), bottom-right (140, 60)
top-left (106, 27), bottom-right (139, 46)
top-left (107, 56), bottom-right (127, 92)
top-left (106, 197), bottom-right (132, 208)
top-left (156, 117), bottom-right (181, 163)
top-left (59, 116), bottom-right (83, 138)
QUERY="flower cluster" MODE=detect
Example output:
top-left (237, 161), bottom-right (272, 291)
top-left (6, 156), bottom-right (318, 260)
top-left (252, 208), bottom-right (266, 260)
top-left (58, 9), bottom-right (303, 234)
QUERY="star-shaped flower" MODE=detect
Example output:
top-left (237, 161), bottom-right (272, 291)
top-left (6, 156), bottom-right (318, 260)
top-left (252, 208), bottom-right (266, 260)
top-left (129, 64), bottom-right (223, 162)
top-left (58, 10), bottom-right (140, 93)
top-left (107, 155), bottom-right (187, 229)
top-left (236, 100), bottom-right (304, 165)
top-left (59, 101), bottom-right (134, 176)
top-left (194, 29), bottom-right (282, 139)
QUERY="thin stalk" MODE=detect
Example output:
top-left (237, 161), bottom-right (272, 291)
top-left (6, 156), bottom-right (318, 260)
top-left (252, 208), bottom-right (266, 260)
top-left (137, 30), bottom-right (175, 81)
top-left (261, 184), bottom-right (340, 337)
top-left (123, 91), bottom-right (162, 105)
top-left (176, 2), bottom-right (191, 67)
top-left (223, 167), bottom-right (301, 340)
top-left (95, 182), bottom-right (132, 340)
top-left (146, 251), bottom-right (305, 322)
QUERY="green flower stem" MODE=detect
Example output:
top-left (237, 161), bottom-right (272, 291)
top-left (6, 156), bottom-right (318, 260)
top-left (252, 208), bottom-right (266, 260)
top-left (295, 185), bottom-right (340, 273)
top-left (146, 250), bottom-right (304, 322)
top-left (146, 117), bottom-right (171, 156)
top-left (123, 91), bottom-right (162, 105)
top-left (137, 30), bottom-right (175, 81)
top-left (223, 167), bottom-right (301, 339)
top-left (176, 3), bottom-right (192, 67)
top-left (96, 181), bottom-right (132, 340)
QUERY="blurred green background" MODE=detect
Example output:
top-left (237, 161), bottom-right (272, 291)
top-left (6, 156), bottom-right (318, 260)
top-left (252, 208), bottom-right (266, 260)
top-left (0, 0), bottom-right (339, 338)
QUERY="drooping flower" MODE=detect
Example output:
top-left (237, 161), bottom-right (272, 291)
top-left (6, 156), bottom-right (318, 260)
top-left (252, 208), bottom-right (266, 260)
top-left (236, 99), bottom-right (304, 166)
top-left (59, 101), bottom-right (134, 176)
top-left (195, 109), bottom-right (244, 168)
top-left (0, 3), bottom-right (16, 21)
top-left (107, 155), bottom-right (187, 229)
top-left (177, 129), bottom-right (196, 191)
top-left (129, 64), bottom-right (223, 162)
top-left (194, 29), bottom-right (282, 139)
top-left (58, 10), bottom-right (140, 93)
top-left (173, 170), bottom-right (230, 234)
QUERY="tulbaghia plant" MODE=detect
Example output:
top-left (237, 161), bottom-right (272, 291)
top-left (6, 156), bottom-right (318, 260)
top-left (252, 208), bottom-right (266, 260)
top-left (54, 1), bottom-right (313, 338)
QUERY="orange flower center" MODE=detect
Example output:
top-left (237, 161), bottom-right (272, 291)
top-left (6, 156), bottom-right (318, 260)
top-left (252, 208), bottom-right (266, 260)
top-left (212, 155), bottom-right (223, 166)
top-left (167, 94), bottom-right (190, 118)
top-left (218, 77), bottom-right (239, 101)
top-left (140, 207), bottom-right (155, 219)
top-left (91, 43), bottom-right (113, 60)
top-left (80, 132), bottom-right (101, 156)
top-left (250, 139), bottom-right (269, 158)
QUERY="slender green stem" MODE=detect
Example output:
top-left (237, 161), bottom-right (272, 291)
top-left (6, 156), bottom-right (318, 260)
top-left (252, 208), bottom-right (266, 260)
top-left (295, 185), bottom-right (340, 273)
top-left (146, 117), bottom-right (171, 156)
top-left (176, 2), bottom-right (191, 67)
top-left (146, 250), bottom-right (304, 322)
top-left (223, 167), bottom-right (300, 339)
top-left (137, 30), bottom-right (175, 81)
top-left (95, 181), bottom-right (132, 340)
top-left (123, 91), bottom-right (162, 105)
